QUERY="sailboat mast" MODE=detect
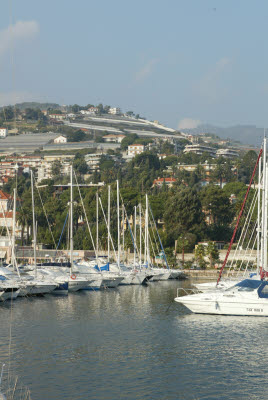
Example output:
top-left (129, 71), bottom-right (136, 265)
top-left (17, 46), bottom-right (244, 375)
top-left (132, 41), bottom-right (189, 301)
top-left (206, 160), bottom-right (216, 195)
top-left (139, 203), bottom-right (142, 268)
top-left (261, 138), bottom-right (266, 272)
top-left (108, 185), bottom-right (110, 263)
top-left (117, 180), bottom-right (120, 270)
top-left (146, 194), bottom-right (149, 266)
top-left (122, 206), bottom-right (125, 264)
top-left (70, 165), bottom-right (74, 273)
top-left (31, 170), bottom-right (37, 277)
top-left (264, 161), bottom-right (268, 272)
top-left (134, 206), bottom-right (136, 266)
top-left (12, 188), bottom-right (16, 271)
top-left (96, 191), bottom-right (99, 259)
top-left (257, 157), bottom-right (262, 274)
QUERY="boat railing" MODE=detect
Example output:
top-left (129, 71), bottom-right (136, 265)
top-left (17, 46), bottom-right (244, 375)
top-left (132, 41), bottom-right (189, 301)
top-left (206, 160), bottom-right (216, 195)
top-left (176, 287), bottom-right (201, 297)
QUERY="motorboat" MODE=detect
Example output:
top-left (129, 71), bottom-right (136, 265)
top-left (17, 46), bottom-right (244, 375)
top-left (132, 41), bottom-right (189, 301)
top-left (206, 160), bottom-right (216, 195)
top-left (175, 279), bottom-right (268, 316)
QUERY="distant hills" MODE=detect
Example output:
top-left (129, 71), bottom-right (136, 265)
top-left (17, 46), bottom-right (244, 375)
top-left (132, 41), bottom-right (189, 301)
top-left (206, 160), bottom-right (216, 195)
top-left (181, 124), bottom-right (264, 147)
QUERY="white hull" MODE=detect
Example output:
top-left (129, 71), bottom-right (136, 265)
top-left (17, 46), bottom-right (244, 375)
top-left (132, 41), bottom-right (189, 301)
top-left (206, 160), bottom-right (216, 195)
top-left (28, 284), bottom-right (57, 295)
top-left (175, 296), bottom-right (268, 316)
top-left (101, 277), bottom-right (124, 288)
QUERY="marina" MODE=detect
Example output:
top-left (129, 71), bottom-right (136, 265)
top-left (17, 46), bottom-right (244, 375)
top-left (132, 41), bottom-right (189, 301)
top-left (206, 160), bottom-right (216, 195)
top-left (0, 280), bottom-right (267, 400)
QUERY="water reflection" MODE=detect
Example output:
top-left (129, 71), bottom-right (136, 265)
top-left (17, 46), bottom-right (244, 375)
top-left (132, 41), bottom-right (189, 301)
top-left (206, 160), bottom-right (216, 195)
top-left (0, 280), bottom-right (267, 399)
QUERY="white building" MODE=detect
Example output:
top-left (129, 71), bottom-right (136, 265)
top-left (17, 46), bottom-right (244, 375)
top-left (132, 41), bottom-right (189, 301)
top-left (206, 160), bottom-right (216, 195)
top-left (54, 135), bottom-right (67, 144)
top-left (49, 114), bottom-right (66, 121)
top-left (216, 148), bottom-right (239, 158)
top-left (128, 144), bottom-right (145, 158)
top-left (0, 128), bottom-right (8, 138)
top-left (108, 107), bottom-right (121, 115)
top-left (84, 153), bottom-right (102, 171)
top-left (183, 144), bottom-right (216, 157)
top-left (103, 134), bottom-right (126, 143)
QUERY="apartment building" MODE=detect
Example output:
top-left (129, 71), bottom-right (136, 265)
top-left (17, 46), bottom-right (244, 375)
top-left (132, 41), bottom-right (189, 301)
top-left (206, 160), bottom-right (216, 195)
top-left (128, 144), bottom-right (145, 157)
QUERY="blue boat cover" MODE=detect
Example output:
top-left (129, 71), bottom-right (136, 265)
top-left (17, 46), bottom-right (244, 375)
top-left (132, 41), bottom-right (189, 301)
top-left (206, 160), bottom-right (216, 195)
top-left (0, 275), bottom-right (6, 281)
top-left (94, 263), bottom-right (110, 272)
top-left (235, 279), bottom-right (263, 289)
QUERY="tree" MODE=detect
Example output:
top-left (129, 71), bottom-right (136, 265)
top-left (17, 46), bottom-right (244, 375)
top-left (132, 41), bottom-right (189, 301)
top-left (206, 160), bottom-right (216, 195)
top-left (206, 242), bottom-right (219, 268)
top-left (164, 188), bottom-right (205, 246)
top-left (73, 154), bottom-right (88, 174)
top-left (67, 130), bottom-right (86, 142)
top-left (239, 150), bottom-right (258, 183)
top-left (121, 134), bottom-right (138, 151)
top-left (195, 244), bottom-right (206, 269)
top-left (126, 111), bottom-right (134, 117)
top-left (200, 185), bottom-right (234, 226)
top-left (51, 160), bottom-right (61, 178)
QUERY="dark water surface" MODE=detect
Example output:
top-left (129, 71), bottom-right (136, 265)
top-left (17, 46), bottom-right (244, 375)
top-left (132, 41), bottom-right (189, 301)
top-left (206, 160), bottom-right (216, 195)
top-left (0, 280), bottom-right (267, 400)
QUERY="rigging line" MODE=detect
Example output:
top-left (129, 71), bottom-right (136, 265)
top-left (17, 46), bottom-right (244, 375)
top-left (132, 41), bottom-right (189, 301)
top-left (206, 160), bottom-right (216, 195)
top-left (234, 217), bottom-right (258, 277)
top-left (122, 203), bottom-right (141, 265)
top-left (148, 211), bottom-right (160, 254)
top-left (227, 187), bottom-right (259, 276)
top-left (227, 183), bottom-right (259, 275)
top-left (73, 168), bottom-right (97, 257)
top-left (217, 147), bottom-right (262, 285)
top-left (119, 192), bottom-right (141, 264)
top-left (0, 201), bottom-right (14, 390)
top-left (55, 211), bottom-right (69, 253)
top-left (141, 203), bottom-right (167, 267)
top-left (99, 197), bottom-right (118, 264)
top-left (242, 233), bottom-right (258, 278)
top-left (231, 195), bottom-right (258, 272)
top-left (34, 175), bottom-right (57, 249)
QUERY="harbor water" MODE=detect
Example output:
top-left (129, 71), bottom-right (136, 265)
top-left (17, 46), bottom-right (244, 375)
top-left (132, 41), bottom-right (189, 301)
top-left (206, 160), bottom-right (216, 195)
top-left (0, 279), bottom-right (268, 400)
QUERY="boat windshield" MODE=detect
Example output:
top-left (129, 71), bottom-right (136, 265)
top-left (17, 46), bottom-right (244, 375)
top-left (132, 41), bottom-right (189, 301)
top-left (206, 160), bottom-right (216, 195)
top-left (234, 279), bottom-right (262, 292)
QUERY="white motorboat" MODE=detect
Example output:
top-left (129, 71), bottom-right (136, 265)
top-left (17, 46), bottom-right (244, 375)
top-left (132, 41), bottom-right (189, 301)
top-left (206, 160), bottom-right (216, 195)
top-left (175, 279), bottom-right (268, 316)
top-left (175, 140), bottom-right (266, 317)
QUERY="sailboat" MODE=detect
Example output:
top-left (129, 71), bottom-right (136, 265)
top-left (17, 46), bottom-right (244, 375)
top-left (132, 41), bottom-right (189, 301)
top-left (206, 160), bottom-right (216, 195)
top-left (175, 139), bottom-right (268, 316)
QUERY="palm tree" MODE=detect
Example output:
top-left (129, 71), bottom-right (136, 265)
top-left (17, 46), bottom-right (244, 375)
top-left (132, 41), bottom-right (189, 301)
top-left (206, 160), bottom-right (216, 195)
top-left (195, 244), bottom-right (206, 268)
top-left (206, 242), bottom-right (219, 268)
top-left (17, 207), bottom-right (27, 245)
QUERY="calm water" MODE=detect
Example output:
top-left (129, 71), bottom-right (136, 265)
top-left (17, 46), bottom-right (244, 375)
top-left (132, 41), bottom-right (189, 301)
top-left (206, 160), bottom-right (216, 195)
top-left (0, 280), bottom-right (268, 400)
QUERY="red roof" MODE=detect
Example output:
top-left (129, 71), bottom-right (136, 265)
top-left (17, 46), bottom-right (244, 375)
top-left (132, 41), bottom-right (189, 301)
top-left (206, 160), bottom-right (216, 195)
top-left (0, 190), bottom-right (11, 200)
top-left (153, 177), bottom-right (176, 185)
top-left (0, 211), bottom-right (15, 218)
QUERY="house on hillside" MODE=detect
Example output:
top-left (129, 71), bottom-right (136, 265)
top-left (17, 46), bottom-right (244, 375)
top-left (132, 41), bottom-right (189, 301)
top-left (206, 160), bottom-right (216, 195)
top-left (108, 107), bottom-right (121, 115)
top-left (183, 144), bottom-right (216, 157)
top-left (152, 177), bottom-right (176, 188)
top-left (103, 134), bottom-right (126, 143)
top-left (128, 144), bottom-right (145, 157)
top-left (49, 114), bottom-right (66, 121)
top-left (0, 190), bottom-right (13, 211)
top-left (0, 128), bottom-right (8, 138)
top-left (54, 135), bottom-right (67, 144)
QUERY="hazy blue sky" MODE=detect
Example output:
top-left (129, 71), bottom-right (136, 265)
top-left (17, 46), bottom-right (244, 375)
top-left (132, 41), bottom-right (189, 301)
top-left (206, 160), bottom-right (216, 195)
top-left (1, 0), bottom-right (268, 130)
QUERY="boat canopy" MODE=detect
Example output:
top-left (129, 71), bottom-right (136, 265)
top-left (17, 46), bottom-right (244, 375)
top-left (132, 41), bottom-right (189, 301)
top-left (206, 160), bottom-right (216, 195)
top-left (234, 279), bottom-right (268, 298)
top-left (235, 279), bottom-right (263, 290)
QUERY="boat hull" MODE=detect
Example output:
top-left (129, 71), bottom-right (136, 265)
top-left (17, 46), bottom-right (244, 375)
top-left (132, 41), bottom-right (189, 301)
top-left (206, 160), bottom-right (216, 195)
top-left (175, 296), bottom-right (268, 316)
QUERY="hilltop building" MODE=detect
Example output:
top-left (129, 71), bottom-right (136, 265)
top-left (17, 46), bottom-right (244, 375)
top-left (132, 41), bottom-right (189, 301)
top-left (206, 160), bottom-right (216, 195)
top-left (183, 144), bottom-right (216, 157)
top-left (128, 144), bottom-right (145, 158)
top-left (216, 148), bottom-right (239, 158)
top-left (103, 134), bottom-right (126, 143)
top-left (0, 128), bottom-right (8, 138)
top-left (54, 135), bottom-right (67, 144)
top-left (153, 177), bottom-right (176, 188)
top-left (108, 107), bottom-right (121, 115)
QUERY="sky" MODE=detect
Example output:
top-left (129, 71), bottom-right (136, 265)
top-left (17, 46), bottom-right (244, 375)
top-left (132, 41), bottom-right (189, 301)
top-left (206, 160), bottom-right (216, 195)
top-left (1, 0), bottom-right (268, 130)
